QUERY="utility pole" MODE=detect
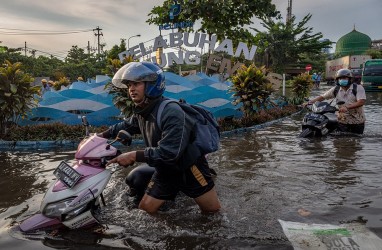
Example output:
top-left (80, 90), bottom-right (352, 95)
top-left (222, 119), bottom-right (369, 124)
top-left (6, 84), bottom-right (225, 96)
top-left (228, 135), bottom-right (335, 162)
top-left (286, 0), bottom-right (293, 24)
top-left (93, 26), bottom-right (103, 56)
top-left (25, 41), bottom-right (27, 56)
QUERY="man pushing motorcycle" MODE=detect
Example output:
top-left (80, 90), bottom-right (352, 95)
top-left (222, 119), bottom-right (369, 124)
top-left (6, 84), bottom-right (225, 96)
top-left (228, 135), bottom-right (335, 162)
top-left (98, 61), bottom-right (221, 214)
top-left (304, 69), bottom-right (366, 134)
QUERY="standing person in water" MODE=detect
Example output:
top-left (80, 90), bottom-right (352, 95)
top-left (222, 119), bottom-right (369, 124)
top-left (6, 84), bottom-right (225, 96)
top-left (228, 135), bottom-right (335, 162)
top-left (40, 79), bottom-right (50, 95)
top-left (99, 61), bottom-right (221, 214)
top-left (305, 69), bottom-right (366, 134)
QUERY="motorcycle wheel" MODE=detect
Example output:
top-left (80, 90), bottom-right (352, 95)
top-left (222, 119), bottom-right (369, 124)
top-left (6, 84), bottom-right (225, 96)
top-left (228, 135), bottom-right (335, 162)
top-left (299, 128), bottom-right (315, 138)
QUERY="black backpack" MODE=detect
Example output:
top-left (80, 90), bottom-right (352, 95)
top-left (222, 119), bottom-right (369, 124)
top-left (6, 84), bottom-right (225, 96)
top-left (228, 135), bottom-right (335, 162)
top-left (157, 99), bottom-right (220, 155)
top-left (333, 83), bottom-right (358, 98)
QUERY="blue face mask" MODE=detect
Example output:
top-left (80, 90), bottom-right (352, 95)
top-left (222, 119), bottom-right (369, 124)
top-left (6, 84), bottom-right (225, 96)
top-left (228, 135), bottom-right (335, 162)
top-left (338, 79), bottom-right (349, 86)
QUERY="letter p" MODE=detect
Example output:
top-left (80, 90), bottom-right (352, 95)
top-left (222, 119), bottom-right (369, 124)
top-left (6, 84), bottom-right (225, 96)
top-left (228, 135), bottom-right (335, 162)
top-left (169, 4), bottom-right (181, 20)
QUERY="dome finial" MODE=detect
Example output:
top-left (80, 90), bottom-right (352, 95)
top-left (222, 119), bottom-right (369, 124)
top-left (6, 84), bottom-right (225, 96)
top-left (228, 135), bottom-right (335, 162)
top-left (353, 24), bottom-right (356, 31)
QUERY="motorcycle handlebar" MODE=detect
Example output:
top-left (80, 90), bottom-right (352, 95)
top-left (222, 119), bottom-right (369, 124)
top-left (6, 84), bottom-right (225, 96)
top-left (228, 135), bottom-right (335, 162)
top-left (106, 130), bottom-right (132, 147)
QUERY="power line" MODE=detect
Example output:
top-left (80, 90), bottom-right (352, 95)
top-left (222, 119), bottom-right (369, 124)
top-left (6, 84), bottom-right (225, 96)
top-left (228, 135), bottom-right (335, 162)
top-left (0, 31), bottom-right (93, 35)
top-left (2, 26), bottom-right (103, 59)
top-left (0, 27), bottom-right (91, 31)
top-left (0, 27), bottom-right (93, 35)
top-left (25, 47), bottom-right (66, 59)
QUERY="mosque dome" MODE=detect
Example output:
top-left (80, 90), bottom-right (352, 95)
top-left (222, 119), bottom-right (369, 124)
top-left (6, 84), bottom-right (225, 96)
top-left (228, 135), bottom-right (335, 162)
top-left (335, 28), bottom-right (372, 56)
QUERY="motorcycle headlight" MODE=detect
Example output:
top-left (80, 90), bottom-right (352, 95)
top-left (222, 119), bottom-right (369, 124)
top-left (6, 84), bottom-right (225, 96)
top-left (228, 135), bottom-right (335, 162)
top-left (65, 203), bottom-right (89, 220)
top-left (43, 197), bottom-right (75, 218)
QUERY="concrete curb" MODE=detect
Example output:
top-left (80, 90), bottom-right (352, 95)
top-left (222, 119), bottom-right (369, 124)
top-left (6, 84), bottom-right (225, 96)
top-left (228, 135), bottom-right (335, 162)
top-left (221, 110), bottom-right (302, 136)
top-left (0, 140), bottom-right (137, 151)
top-left (0, 140), bottom-right (79, 150)
top-left (0, 110), bottom-right (303, 151)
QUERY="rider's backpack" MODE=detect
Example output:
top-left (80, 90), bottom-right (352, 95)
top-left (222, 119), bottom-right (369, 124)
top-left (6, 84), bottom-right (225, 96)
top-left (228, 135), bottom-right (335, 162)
top-left (157, 99), bottom-right (220, 155)
top-left (333, 83), bottom-right (358, 98)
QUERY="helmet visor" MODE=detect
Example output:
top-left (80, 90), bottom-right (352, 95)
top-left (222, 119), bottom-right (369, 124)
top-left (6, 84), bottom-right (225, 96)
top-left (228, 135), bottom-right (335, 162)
top-left (112, 62), bottom-right (158, 89)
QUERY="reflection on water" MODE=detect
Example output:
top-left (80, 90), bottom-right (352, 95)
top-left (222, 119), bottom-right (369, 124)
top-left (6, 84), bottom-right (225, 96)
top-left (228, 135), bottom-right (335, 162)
top-left (1, 91), bottom-right (382, 249)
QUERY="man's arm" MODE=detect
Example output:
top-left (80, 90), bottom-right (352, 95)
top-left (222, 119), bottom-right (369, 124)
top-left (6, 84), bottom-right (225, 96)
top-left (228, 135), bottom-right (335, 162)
top-left (98, 116), bottom-right (140, 138)
top-left (339, 99), bottom-right (365, 113)
top-left (303, 87), bottom-right (335, 106)
top-left (307, 95), bottom-right (325, 105)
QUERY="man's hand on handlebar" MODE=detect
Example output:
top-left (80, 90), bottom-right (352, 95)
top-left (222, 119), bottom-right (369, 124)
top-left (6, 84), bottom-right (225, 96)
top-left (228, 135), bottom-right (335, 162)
top-left (302, 101), bottom-right (313, 108)
top-left (338, 106), bottom-right (348, 113)
top-left (106, 151), bottom-right (136, 167)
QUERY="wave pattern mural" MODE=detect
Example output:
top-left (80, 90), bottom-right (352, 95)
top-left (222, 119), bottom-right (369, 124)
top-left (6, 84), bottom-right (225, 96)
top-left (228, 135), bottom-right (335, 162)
top-left (18, 72), bottom-right (242, 127)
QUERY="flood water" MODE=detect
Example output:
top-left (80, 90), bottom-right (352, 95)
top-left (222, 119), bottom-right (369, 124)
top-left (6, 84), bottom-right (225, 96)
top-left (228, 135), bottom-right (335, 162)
top-left (1, 85), bottom-right (382, 249)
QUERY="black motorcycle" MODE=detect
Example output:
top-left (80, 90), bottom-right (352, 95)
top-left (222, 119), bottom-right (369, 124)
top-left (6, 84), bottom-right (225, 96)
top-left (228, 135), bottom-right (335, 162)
top-left (299, 101), bottom-right (345, 138)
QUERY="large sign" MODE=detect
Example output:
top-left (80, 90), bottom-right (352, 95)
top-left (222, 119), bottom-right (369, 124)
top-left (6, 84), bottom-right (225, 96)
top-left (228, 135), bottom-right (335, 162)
top-left (160, 0), bottom-right (194, 31)
top-left (118, 0), bottom-right (258, 76)
top-left (118, 32), bottom-right (257, 76)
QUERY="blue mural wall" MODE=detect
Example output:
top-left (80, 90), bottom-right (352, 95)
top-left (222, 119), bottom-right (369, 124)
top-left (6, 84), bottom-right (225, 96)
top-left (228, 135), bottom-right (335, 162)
top-left (18, 73), bottom-right (242, 127)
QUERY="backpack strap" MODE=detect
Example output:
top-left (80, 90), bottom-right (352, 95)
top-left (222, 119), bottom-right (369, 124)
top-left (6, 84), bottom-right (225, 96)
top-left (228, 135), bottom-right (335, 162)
top-left (351, 83), bottom-right (357, 97)
top-left (333, 83), bottom-right (357, 97)
top-left (333, 85), bottom-right (340, 98)
top-left (156, 99), bottom-right (178, 130)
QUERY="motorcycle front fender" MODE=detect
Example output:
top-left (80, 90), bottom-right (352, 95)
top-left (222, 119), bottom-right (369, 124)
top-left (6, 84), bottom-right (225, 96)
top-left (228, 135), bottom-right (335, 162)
top-left (19, 213), bottom-right (61, 232)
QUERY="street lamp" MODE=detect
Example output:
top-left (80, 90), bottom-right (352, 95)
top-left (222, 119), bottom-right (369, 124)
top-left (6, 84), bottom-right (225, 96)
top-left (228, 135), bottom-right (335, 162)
top-left (128, 34), bottom-right (141, 50)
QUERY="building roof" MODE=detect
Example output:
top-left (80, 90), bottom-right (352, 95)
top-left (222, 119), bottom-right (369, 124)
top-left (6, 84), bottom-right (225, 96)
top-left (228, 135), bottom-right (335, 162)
top-left (335, 28), bottom-right (372, 56)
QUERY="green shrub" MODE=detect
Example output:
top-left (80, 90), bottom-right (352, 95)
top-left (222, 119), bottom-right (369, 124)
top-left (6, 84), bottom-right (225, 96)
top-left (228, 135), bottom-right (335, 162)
top-left (218, 104), bottom-right (301, 131)
top-left (0, 60), bottom-right (40, 135)
top-left (230, 64), bottom-right (275, 118)
top-left (1, 123), bottom-right (108, 141)
top-left (288, 72), bottom-right (314, 105)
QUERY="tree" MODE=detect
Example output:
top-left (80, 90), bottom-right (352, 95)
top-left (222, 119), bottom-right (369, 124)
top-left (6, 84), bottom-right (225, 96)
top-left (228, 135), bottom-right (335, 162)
top-left (147, 0), bottom-right (278, 44)
top-left (66, 45), bottom-right (89, 64)
top-left (298, 51), bottom-right (328, 75)
top-left (107, 39), bottom-right (127, 60)
top-left (24, 55), bottom-right (64, 78)
top-left (103, 58), bottom-right (122, 76)
top-left (252, 14), bottom-right (333, 73)
top-left (0, 60), bottom-right (40, 134)
top-left (58, 62), bottom-right (99, 82)
top-left (63, 45), bottom-right (105, 81)
top-left (366, 48), bottom-right (382, 59)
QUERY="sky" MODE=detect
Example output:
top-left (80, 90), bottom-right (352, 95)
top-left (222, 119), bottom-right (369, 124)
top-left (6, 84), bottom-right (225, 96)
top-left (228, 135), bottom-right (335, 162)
top-left (0, 0), bottom-right (381, 60)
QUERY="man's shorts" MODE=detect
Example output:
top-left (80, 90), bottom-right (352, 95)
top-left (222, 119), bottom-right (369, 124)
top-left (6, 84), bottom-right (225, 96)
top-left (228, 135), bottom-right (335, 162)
top-left (145, 157), bottom-right (215, 201)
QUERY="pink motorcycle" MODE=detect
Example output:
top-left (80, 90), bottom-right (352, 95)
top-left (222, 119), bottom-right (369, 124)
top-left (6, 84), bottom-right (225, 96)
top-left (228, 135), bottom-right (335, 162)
top-left (19, 117), bottom-right (131, 233)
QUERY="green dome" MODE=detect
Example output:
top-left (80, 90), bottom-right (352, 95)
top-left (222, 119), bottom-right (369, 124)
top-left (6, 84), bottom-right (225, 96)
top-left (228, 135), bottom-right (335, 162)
top-left (335, 28), bottom-right (371, 56)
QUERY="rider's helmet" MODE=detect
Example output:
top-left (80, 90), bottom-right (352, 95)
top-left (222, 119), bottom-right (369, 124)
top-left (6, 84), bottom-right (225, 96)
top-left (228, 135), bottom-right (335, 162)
top-left (335, 69), bottom-right (353, 87)
top-left (112, 61), bottom-right (165, 99)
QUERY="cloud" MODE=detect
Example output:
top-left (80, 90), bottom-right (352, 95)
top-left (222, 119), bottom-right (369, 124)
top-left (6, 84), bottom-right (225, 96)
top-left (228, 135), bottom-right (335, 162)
top-left (0, 0), bottom-right (381, 58)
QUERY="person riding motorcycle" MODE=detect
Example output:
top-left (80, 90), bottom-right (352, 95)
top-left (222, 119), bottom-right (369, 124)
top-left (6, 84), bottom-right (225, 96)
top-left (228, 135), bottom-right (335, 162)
top-left (304, 69), bottom-right (366, 134)
top-left (99, 61), bottom-right (221, 214)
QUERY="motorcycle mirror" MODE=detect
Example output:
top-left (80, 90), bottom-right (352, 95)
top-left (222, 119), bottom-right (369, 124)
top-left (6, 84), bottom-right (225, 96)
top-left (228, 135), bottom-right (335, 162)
top-left (81, 116), bottom-right (90, 136)
top-left (116, 130), bottom-right (132, 146)
top-left (81, 116), bottom-right (89, 126)
top-left (337, 101), bottom-right (345, 105)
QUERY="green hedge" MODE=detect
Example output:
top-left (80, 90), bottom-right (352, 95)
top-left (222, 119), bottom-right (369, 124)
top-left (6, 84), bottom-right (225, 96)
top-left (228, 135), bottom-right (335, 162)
top-left (1, 105), bottom-right (301, 141)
